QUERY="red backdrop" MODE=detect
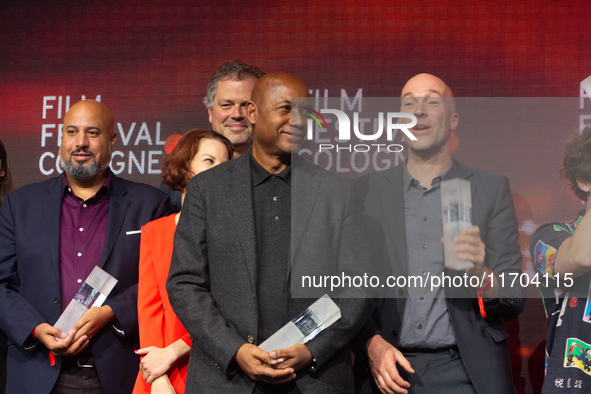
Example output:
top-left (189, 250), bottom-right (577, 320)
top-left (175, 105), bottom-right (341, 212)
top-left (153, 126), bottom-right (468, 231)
top-left (2, 1), bottom-right (591, 392)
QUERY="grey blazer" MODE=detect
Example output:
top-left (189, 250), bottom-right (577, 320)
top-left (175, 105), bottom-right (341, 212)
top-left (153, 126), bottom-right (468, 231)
top-left (352, 159), bottom-right (525, 394)
top-left (167, 152), bottom-right (374, 393)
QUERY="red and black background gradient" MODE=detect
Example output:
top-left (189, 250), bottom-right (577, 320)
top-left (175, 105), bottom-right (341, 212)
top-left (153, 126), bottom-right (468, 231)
top-left (2, 1), bottom-right (591, 393)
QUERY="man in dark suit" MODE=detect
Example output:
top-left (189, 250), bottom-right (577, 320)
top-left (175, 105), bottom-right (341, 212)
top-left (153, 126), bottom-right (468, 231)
top-left (0, 99), bottom-right (169, 393)
top-left (167, 72), bottom-right (374, 393)
top-left (353, 74), bottom-right (525, 394)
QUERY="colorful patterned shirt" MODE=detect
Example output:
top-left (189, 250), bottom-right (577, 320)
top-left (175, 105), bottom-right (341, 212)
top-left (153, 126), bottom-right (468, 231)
top-left (529, 210), bottom-right (591, 393)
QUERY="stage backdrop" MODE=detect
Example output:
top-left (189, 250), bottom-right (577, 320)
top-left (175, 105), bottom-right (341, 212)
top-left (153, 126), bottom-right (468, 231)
top-left (2, 1), bottom-right (591, 393)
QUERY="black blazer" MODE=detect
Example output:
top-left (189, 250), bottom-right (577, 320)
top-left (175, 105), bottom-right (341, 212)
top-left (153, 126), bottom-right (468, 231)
top-left (167, 152), bottom-right (375, 393)
top-left (352, 159), bottom-right (525, 394)
top-left (0, 173), bottom-right (169, 394)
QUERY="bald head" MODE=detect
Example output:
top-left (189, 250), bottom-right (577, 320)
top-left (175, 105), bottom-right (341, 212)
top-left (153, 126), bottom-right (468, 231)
top-left (250, 72), bottom-right (309, 107)
top-left (402, 73), bottom-right (454, 99)
top-left (399, 73), bottom-right (458, 158)
top-left (60, 99), bottom-right (116, 181)
top-left (401, 73), bottom-right (457, 115)
top-left (246, 72), bottom-right (310, 164)
top-left (64, 99), bottom-right (115, 135)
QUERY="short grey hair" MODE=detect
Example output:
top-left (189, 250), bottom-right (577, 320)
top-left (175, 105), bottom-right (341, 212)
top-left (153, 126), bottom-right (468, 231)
top-left (203, 60), bottom-right (264, 109)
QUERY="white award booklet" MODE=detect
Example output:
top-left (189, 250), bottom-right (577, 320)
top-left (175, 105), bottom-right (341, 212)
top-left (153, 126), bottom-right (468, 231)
top-left (54, 266), bottom-right (118, 333)
top-left (259, 294), bottom-right (341, 352)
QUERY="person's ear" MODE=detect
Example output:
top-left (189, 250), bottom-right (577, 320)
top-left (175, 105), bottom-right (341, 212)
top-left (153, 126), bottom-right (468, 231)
top-left (110, 131), bottom-right (117, 150)
top-left (576, 178), bottom-right (591, 193)
top-left (450, 112), bottom-right (459, 131)
top-left (207, 106), bottom-right (213, 124)
top-left (246, 101), bottom-right (257, 125)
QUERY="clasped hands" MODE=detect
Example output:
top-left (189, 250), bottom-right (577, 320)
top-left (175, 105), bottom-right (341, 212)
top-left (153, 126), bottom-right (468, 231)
top-left (134, 338), bottom-right (191, 392)
top-left (136, 345), bottom-right (178, 394)
top-left (34, 305), bottom-right (115, 357)
top-left (234, 343), bottom-right (313, 384)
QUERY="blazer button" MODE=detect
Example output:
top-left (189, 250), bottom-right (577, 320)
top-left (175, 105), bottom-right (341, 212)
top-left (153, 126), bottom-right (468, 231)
top-left (391, 330), bottom-right (398, 339)
top-left (54, 297), bottom-right (60, 304)
top-left (248, 335), bottom-right (255, 344)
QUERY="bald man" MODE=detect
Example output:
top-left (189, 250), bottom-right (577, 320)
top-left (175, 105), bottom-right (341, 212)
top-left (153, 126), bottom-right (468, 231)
top-left (353, 74), bottom-right (524, 394)
top-left (0, 99), bottom-right (169, 394)
top-left (167, 72), bottom-right (373, 393)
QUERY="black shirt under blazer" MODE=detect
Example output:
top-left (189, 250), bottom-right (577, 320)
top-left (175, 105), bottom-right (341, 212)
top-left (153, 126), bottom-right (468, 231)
top-left (167, 151), bottom-right (375, 393)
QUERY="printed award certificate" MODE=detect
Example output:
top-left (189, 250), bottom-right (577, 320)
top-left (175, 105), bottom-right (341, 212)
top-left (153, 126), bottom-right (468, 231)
top-left (259, 294), bottom-right (340, 352)
top-left (54, 266), bottom-right (118, 333)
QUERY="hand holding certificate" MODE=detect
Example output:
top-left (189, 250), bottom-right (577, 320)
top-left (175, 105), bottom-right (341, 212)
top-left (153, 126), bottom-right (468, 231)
top-left (269, 344), bottom-right (313, 372)
top-left (259, 295), bottom-right (341, 352)
top-left (54, 266), bottom-right (118, 334)
top-left (34, 267), bottom-right (118, 358)
top-left (33, 322), bottom-right (89, 357)
top-left (233, 296), bottom-right (340, 383)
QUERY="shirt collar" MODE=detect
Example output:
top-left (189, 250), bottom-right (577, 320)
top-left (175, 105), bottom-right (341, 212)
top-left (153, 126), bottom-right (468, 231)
top-left (62, 168), bottom-right (112, 199)
top-left (402, 159), bottom-right (454, 192)
top-left (249, 150), bottom-right (291, 186)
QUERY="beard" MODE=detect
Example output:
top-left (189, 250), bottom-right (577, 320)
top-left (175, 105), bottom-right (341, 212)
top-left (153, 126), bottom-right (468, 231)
top-left (60, 147), bottom-right (110, 180)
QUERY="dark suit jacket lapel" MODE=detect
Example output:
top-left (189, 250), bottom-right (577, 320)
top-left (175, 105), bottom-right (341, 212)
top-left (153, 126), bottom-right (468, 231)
top-left (43, 176), bottom-right (64, 286)
top-left (100, 175), bottom-right (130, 268)
top-left (379, 165), bottom-right (408, 276)
top-left (225, 155), bottom-right (258, 292)
top-left (290, 159), bottom-right (320, 281)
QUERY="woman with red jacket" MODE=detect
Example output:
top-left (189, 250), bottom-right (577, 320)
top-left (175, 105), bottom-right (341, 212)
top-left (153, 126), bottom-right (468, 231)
top-left (133, 129), bottom-right (233, 394)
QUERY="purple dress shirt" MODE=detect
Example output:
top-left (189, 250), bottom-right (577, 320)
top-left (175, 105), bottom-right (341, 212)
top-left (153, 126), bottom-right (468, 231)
top-left (59, 171), bottom-right (111, 312)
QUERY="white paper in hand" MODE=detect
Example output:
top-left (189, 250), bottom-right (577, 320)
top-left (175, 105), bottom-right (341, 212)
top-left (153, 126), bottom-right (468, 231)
top-left (54, 266), bottom-right (117, 333)
top-left (259, 294), bottom-right (340, 352)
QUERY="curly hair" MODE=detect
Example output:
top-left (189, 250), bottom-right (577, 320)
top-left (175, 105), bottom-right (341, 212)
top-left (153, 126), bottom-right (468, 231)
top-left (161, 129), bottom-right (233, 192)
top-left (203, 60), bottom-right (264, 109)
top-left (0, 138), bottom-right (14, 205)
top-left (561, 126), bottom-right (591, 201)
